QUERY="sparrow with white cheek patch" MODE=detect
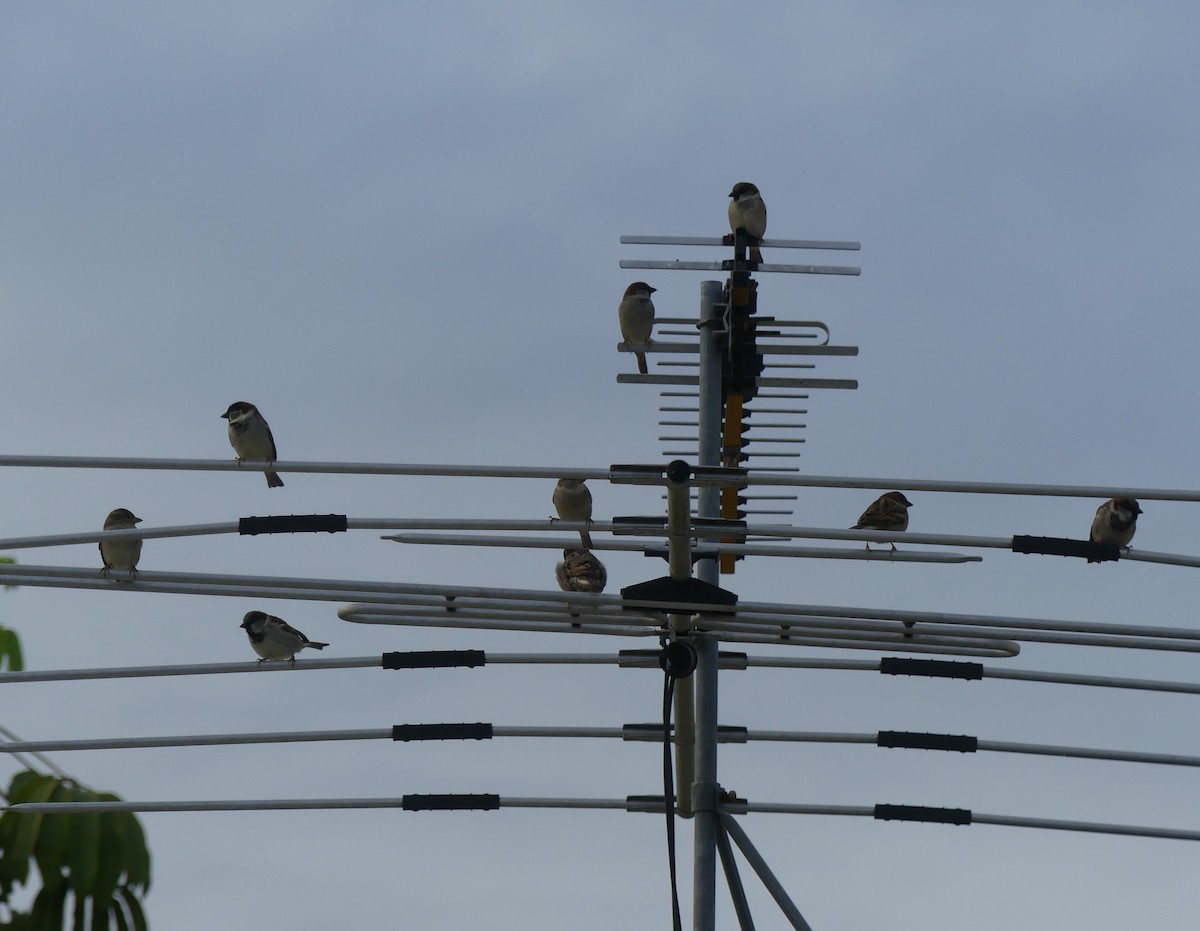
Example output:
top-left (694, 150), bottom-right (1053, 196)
top-left (852, 492), bottom-right (913, 552)
top-left (552, 478), bottom-right (593, 548)
top-left (556, 547), bottom-right (607, 627)
top-left (240, 610), bottom-right (328, 665)
top-left (99, 508), bottom-right (143, 578)
top-left (728, 181), bottom-right (767, 264)
top-left (221, 401), bottom-right (284, 488)
top-left (1088, 497), bottom-right (1142, 562)
top-left (618, 282), bottom-right (657, 375)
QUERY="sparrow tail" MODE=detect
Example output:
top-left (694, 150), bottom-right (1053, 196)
top-left (749, 245), bottom-right (763, 264)
top-left (580, 529), bottom-right (593, 549)
top-left (308, 641), bottom-right (329, 650)
top-left (636, 352), bottom-right (648, 375)
top-left (266, 470), bottom-right (285, 488)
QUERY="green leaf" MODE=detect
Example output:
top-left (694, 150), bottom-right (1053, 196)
top-left (92, 811), bottom-right (124, 906)
top-left (71, 888), bottom-right (87, 931)
top-left (6, 770), bottom-right (53, 805)
top-left (29, 879), bottom-right (67, 930)
top-left (0, 773), bottom-right (58, 886)
top-left (89, 893), bottom-right (111, 931)
top-left (0, 627), bottom-right (24, 671)
top-left (118, 886), bottom-right (148, 931)
top-left (112, 891), bottom-right (130, 931)
top-left (114, 813), bottom-right (150, 893)
top-left (33, 784), bottom-right (74, 874)
top-left (65, 811), bottom-right (100, 897)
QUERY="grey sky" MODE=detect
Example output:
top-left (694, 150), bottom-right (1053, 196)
top-left (3, 3), bottom-right (1199, 928)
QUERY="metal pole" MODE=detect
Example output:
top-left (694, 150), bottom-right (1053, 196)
top-left (666, 474), bottom-right (697, 818)
top-left (716, 823), bottom-right (757, 931)
top-left (719, 812), bottom-right (815, 931)
top-left (693, 280), bottom-right (725, 930)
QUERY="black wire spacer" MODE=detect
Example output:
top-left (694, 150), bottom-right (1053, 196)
top-left (1012, 535), bottom-right (1121, 562)
top-left (401, 794), bottom-right (500, 812)
top-left (880, 657), bottom-right (984, 681)
top-left (392, 723), bottom-right (493, 742)
top-left (877, 730), bottom-right (978, 753)
top-left (874, 804), bottom-right (972, 826)
top-left (238, 514), bottom-right (348, 535)
top-left (381, 650), bottom-right (485, 670)
top-left (659, 641), bottom-right (698, 679)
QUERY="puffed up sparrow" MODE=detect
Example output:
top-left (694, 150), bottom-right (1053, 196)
top-left (1088, 497), bottom-right (1142, 562)
top-left (852, 492), bottom-right (913, 552)
top-left (99, 508), bottom-right (142, 578)
top-left (728, 181), bottom-right (767, 264)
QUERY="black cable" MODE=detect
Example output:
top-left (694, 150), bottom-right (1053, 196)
top-left (663, 656), bottom-right (683, 931)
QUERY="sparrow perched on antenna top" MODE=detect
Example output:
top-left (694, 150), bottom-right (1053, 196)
top-left (1088, 497), bottom-right (1142, 562)
top-left (728, 181), bottom-right (767, 264)
top-left (852, 492), bottom-right (913, 551)
top-left (99, 508), bottom-right (143, 578)
top-left (240, 610), bottom-right (328, 664)
top-left (221, 401), bottom-right (284, 488)
top-left (553, 478), bottom-right (594, 548)
top-left (618, 282), bottom-right (657, 374)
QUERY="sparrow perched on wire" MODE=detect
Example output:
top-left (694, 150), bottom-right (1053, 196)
top-left (1088, 497), bottom-right (1142, 562)
top-left (728, 181), bottom-right (767, 264)
top-left (221, 401), bottom-right (284, 488)
top-left (851, 492), bottom-right (913, 551)
top-left (556, 547), bottom-right (607, 627)
top-left (618, 281), bottom-right (657, 374)
top-left (240, 610), bottom-right (328, 665)
top-left (552, 478), bottom-right (593, 548)
top-left (99, 508), bottom-right (143, 578)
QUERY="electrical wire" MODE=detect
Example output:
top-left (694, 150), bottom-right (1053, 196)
top-left (662, 657), bottom-right (683, 931)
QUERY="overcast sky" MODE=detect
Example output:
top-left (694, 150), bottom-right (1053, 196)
top-left (3, 3), bottom-right (1200, 928)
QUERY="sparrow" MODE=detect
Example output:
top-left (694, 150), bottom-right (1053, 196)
top-left (240, 610), bottom-right (328, 665)
top-left (851, 491), bottom-right (913, 552)
top-left (618, 282), bottom-right (656, 374)
top-left (556, 548), bottom-right (607, 594)
top-left (556, 548), bottom-right (607, 627)
top-left (1088, 497), bottom-right (1142, 561)
top-left (99, 508), bottom-right (143, 578)
top-left (552, 478), bottom-right (593, 548)
top-left (221, 401), bottom-right (284, 488)
top-left (728, 181), bottom-right (767, 264)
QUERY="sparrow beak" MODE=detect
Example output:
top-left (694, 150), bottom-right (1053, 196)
top-left (220, 413), bottom-right (229, 419)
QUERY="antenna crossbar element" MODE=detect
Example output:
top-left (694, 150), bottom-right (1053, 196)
top-left (618, 374), bottom-right (858, 389)
top-left (620, 259), bottom-right (860, 276)
top-left (620, 235), bottom-right (860, 251)
top-left (619, 341), bottom-right (857, 357)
